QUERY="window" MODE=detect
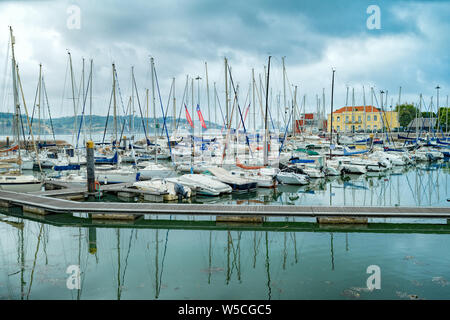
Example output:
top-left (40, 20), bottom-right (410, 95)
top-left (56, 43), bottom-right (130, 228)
top-left (358, 116), bottom-right (361, 122)
top-left (374, 115), bottom-right (377, 121)
top-left (336, 116), bottom-right (340, 122)
top-left (367, 125), bottom-right (371, 130)
top-left (367, 115), bottom-right (371, 121)
top-left (352, 116), bottom-right (355, 122)
top-left (358, 125), bottom-right (361, 130)
top-left (373, 125), bottom-right (377, 130)
top-left (346, 116), bottom-right (349, 122)
top-left (337, 126), bottom-right (340, 131)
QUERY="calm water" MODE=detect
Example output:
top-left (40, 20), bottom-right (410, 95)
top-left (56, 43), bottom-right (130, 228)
top-left (95, 161), bottom-right (448, 208)
top-left (0, 133), bottom-right (449, 299)
top-left (1, 210), bottom-right (450, 300)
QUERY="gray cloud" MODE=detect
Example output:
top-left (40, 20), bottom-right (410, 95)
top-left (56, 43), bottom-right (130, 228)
top-left (0, 0), bottom-right (448, 130)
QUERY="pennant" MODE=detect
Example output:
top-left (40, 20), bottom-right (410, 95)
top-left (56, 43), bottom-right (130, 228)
top-left (196, 104), bottom-right (207, 129)
top-left (185, 104), bottom-right (194, 128)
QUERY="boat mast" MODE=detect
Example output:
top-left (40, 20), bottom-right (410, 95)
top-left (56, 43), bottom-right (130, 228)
top-left (68, 51), bottom-right (77, 145)
top-left (112, 63), bottom-right (118, 147)
top-left (146, 88), bottom-right (149, 138)
top-left (214, 82), bottom-right (217, 127)
top-left (225, 57), bottom-right (229, 128)
top-left (293, 85), bottom-right (298, 136)
top-left (9, 27), bottom-right (21, 164)
top-left (263, 56), bottom-right (271, 166)
top-left (252, 69), bottom-right (256, 134)
top-left (37, 63), bottom-right (42, 142)
top-left (89, 59), bottom-right (93, 140)
top-left (172, 77), bottom-right (176, 136)
top-left (363, 86), bottom-right (367, 132)
top-left (282, 57), bottom-right (286, 134)
top-left (329, 68), bottom-right (335, 159)
top-left (151, 57), bottom-right (157, 163)
top-left (205, 62), bottom-right (210, 125)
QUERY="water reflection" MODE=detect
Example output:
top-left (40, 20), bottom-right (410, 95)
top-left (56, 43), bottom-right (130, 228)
top-left (1, 215), bottom-right (450, 300)
top-left (0, 163), bottom-right (449, 300)
top-left (191, 162), bottom-right (448, 207)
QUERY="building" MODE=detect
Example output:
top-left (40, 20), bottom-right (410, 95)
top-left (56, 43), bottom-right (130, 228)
top-left (295, 113), bottom-right (327, 133)
top-left (327, 106), bottom-right (399, 133)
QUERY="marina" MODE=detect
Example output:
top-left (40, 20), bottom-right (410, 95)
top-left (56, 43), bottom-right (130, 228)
top-left (0, 0), bottom-right (449, 303)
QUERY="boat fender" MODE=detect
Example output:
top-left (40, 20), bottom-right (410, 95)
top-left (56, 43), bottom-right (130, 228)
top-left (135, 172), bottom-right (141, 181)
top-left (94, 181), bottom-right (100, 191)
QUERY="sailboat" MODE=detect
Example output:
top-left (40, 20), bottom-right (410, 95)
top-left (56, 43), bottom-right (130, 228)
top-left (0, 27), bottom-right (42, 192)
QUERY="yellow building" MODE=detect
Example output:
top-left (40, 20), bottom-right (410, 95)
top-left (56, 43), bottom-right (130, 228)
top-left (327, 106), bottom-right (399, 133)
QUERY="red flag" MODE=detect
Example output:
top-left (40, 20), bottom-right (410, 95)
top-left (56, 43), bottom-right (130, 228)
top-left (196, 104), bottom-right (207, 129)
top-left (185, 104), bottom-right (194, 128)
top-left (238, 104), bottom-right (250, 129)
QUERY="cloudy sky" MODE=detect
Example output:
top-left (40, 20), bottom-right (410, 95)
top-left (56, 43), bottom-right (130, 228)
top-left (0, 0), bottom-right (448, 128)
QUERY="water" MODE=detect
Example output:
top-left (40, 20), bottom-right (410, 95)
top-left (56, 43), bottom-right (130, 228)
top-left (93, 161), bottom-right (449, 208)
top-left (1, 210), bottom-right (450, 300)
top-left (0, 134), bottom-right (449, 300)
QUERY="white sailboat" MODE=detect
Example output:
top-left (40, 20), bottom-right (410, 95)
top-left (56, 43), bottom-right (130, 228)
top-left (0, 27), bottom-right (42, 193)
top-left (176, 173), bottom-right (232, 196)
top-left (276, 172), bottom-right (309, 185)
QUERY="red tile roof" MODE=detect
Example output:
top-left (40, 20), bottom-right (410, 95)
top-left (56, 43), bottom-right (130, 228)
top-left (333, 106), bottom-right (380, 113)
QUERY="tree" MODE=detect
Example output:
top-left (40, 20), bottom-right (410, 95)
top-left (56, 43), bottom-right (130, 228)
top-left (395, 104), bottom-right (418, 128)
top-left (437, 107), bottom-right (450, 131)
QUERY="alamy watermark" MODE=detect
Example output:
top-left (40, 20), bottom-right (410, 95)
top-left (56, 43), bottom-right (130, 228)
top-left (366, 265), bottom-right (381, 290)
top-left (66, 265), bottom-right (81, 290)
top-left (366, 5), bottom-right (381, 30)
top-left (67, 5), bottom-right (81, 30)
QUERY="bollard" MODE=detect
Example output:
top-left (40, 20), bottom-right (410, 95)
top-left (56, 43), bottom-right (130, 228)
top-left (86, 140), bottom-right (95, 193)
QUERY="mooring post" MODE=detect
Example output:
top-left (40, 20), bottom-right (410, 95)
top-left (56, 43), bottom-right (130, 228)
top-left (86, 140), bottom-right (95, 193)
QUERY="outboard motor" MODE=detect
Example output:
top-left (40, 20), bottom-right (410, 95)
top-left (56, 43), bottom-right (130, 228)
top-left (174, 183), bottom-right (188, 200)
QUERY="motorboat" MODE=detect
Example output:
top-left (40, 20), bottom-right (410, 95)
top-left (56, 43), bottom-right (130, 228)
top-left (276, 172), bottom-right (309, 185)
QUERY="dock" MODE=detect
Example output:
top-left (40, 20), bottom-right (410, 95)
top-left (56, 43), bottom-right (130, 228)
top-left (0, 189), bottom-right (448, 219)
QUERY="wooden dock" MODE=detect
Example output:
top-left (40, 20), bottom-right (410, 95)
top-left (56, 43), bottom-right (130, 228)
top-left (0, 189), bottom-right (448, 219)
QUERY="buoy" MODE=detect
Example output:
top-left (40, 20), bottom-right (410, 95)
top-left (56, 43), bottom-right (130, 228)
top-left (94, 181), bottom-right (100, 191)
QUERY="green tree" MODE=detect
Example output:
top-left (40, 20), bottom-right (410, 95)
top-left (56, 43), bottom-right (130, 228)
top-left (437, 107), bottom-right (450, 131)
top-left (395, 103), bottom-right (418, 128)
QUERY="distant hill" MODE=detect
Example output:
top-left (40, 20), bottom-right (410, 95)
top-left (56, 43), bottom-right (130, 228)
top-left (0, 112), bottom-right (222, 136)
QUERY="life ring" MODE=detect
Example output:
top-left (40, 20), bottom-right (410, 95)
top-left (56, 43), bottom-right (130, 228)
top-left (94, 181), bottom-right (100, 191)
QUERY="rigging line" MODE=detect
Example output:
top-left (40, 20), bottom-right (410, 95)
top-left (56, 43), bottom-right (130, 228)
top-left (1, 36), bottom-right (11, 112)
top-left (214, 85), bottom-right (226, 127)
top-left (42, 77), bottom-right (56, 143)
top-left (75, 66), bottom-right (92, 149)
top-left (175, 76), bottom-right (188, 132)
top-left (236, 83), bottom-right (251, 130)
top-left (119, 97), bottom-right (132, 146)
top-left (131, 68), bottom-right (150, 145)
top-left (227, 64), bottom-right (253, 156)
top-left (28, 76), bottom-right (39, 135)
top-left (279, 102), bottom-right (293, 155)
top-left (160, 80), bottom-right (174, 136)
top-left (153, 65), bottom-right (173, 160)
top-left (114, 68), bottom-right (128, 117)
top-left (59, 56), bottom-right (69, 119)
top-left (101, 88), bottom-right (114, 144)
top-left (113, 69), bottom-right (130, 142)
